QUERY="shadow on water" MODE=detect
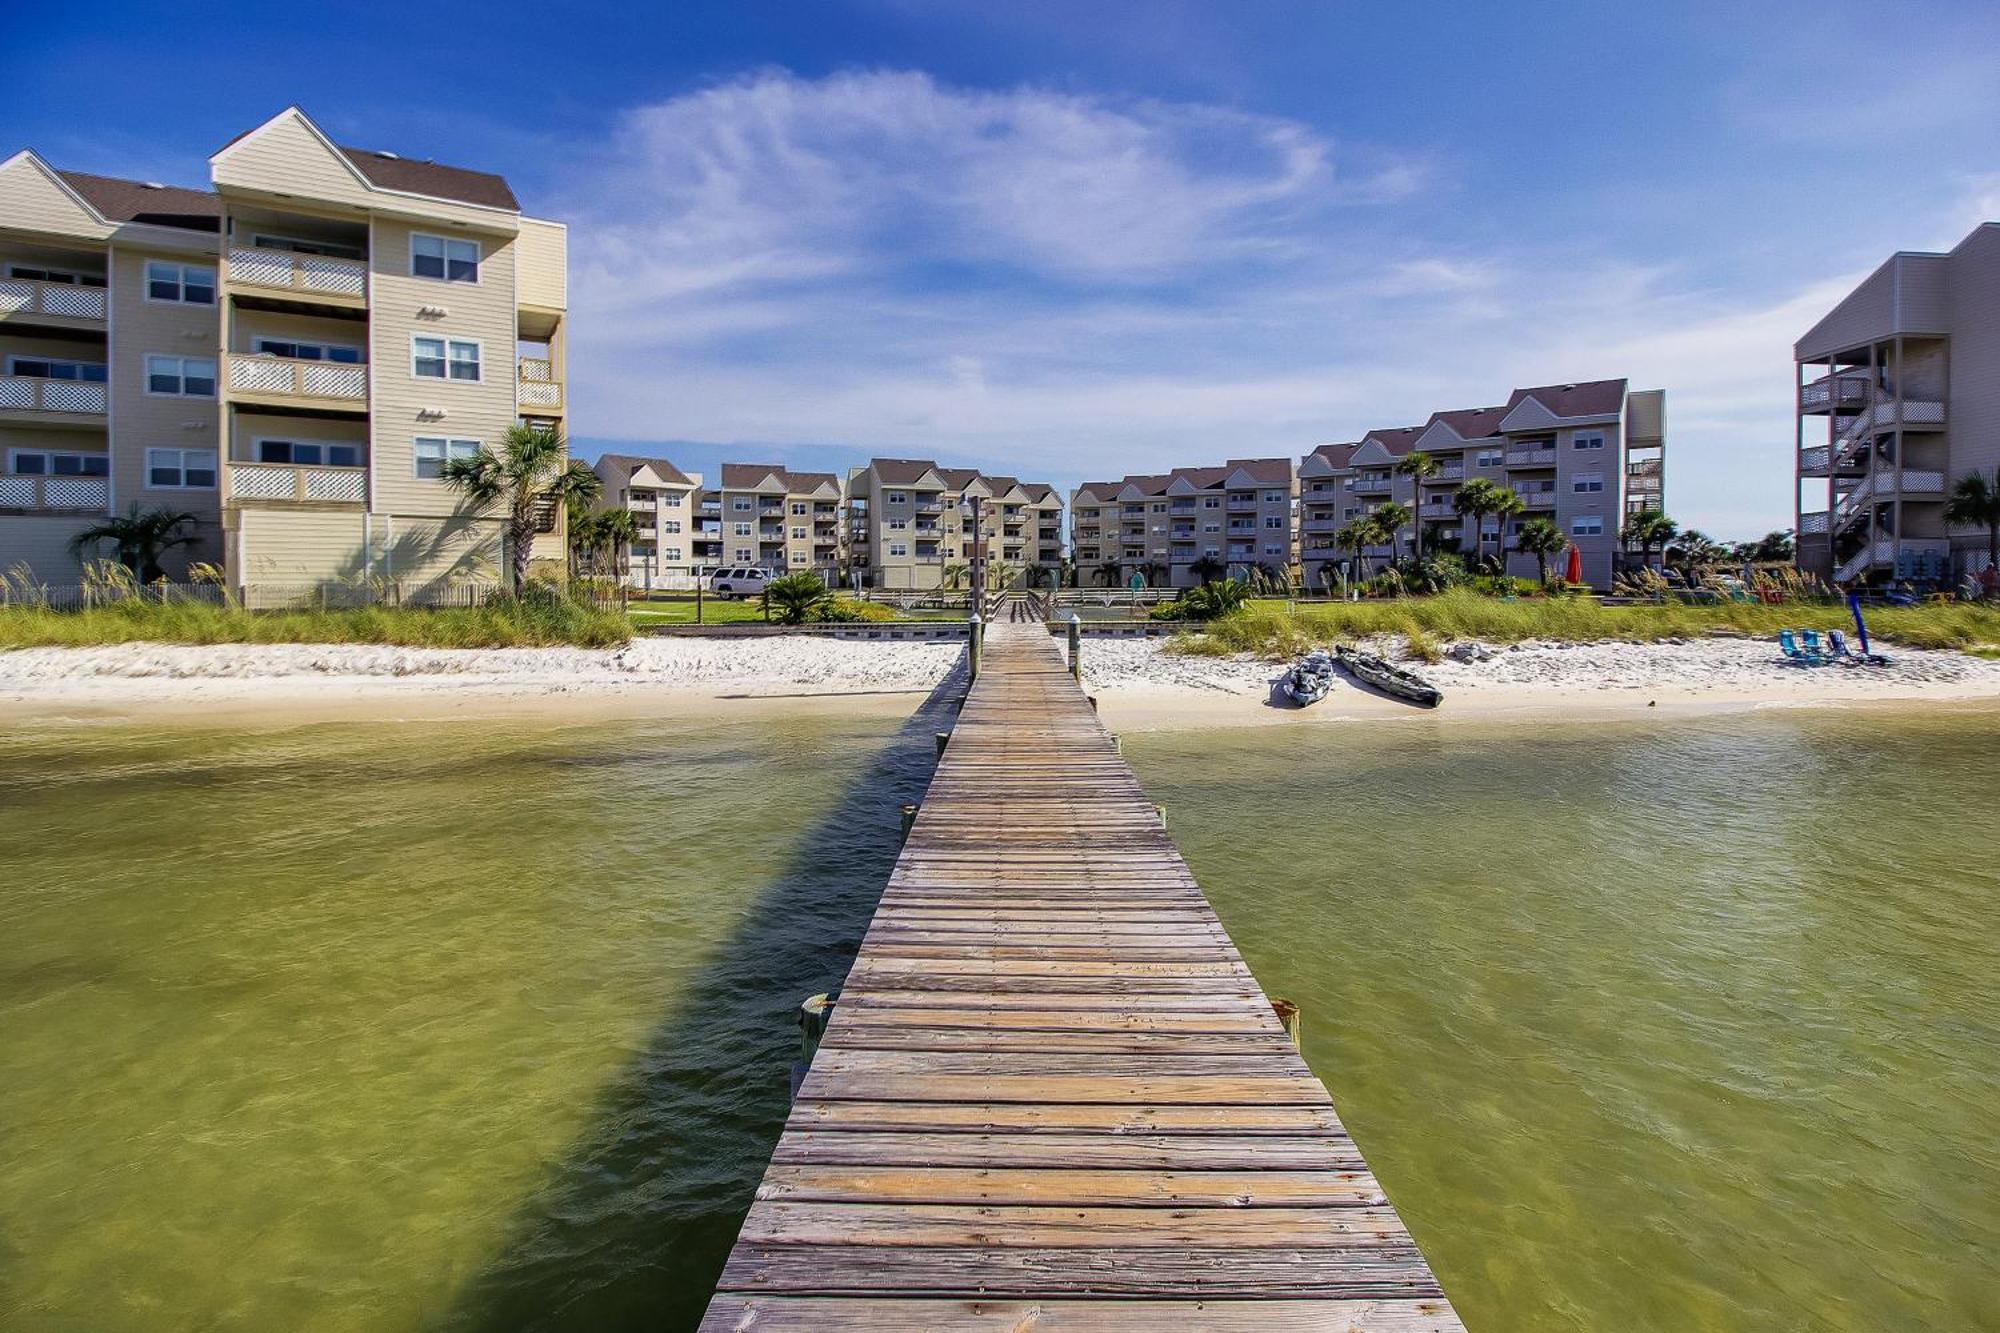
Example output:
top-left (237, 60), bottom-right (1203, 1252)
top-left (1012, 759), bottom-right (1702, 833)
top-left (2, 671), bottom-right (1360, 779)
top-left (434, 658), bottom-right (970, 1333)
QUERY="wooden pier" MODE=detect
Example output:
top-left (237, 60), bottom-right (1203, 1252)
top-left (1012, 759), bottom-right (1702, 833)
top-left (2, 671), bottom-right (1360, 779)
top-left (700, 623), bottom-right (1465, 1330)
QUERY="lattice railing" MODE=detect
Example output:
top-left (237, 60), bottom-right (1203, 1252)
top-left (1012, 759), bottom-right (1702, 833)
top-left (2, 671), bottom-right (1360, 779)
top-left (227, 355), bottom-right (366, 401)
top-left (0, 277), bottom-right (108, 320)
top-left (227, 463), bottom-right (367, 503)
top-left (0, 474), bottom-right (109, 509)
top-left (0, 375), bottom-right (107, 413)
top-left (227, 247), bottom-right (367, 299)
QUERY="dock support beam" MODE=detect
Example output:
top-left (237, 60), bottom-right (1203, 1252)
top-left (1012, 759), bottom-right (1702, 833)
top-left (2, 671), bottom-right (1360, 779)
top-left (968, 613), bottom-right (984, 682)
top-left (899, 803), bottom-right (918, 843)
top-left (1271, 997), bottom-right (1302, 1047)
top-left (935, 731), bottom-right (951, 756)
top-left (1067, 611), bottom-right (1082, 680)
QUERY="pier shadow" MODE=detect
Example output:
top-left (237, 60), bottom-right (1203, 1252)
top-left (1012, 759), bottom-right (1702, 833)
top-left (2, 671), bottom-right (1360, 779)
top-left (432, 658), bottom-right (969, 1333)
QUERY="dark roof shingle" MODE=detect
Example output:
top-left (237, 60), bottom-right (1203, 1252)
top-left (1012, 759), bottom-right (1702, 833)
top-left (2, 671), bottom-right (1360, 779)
top-left (1502, 378), bottom-right (1627, 422)
top-left (336, 146), bottom-right (519, 210)
top-left (56, 171), bottom-right (220, 232)
top-left (596, 453), bottom-right (693, 487)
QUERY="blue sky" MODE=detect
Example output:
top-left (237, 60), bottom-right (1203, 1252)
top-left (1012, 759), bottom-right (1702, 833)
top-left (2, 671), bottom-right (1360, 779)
top-left (13, 1), bottom-right (1999, 538)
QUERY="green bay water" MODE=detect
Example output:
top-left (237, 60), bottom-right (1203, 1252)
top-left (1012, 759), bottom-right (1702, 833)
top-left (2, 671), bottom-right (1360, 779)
top-left (1, 697), bottom-right (1995, 1330)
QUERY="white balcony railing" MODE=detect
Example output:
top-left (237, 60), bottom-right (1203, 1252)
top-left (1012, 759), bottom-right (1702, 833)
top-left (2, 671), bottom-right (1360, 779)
top-left (517, 358), bottom-right (563, 411)
top-left (0, 375), bottom-right (107, 414)
top-left (227, 247), bottom-right (367, 300)
top-left (1420, 502), bottom-right (1457, 518)
top-left (1836, 537), bottom-right (1949, 584)
top-left (1798, 511), bottom-right (1830, 535)
top-left (0, 474), bottom-right (110, 510)
top-left (1800, 446), bottom-right (1831, 474)
top-left (0, 277), bottom-right (108, 322)
top-left (1834, 469), bottom-right (1947, 527)
top-left (1511, 488), bottom-right (1558, 508)
top-left (227, 354), bottom-right (366, 402)
top-left (1837, 400), bottom-right (1946, 447)
top-left (1506, 447), bottom-right (1558, 467)
top-left (228, 463), bottom-right (368, 504)
top-left (1799, 373), bottom-right (1874, 411)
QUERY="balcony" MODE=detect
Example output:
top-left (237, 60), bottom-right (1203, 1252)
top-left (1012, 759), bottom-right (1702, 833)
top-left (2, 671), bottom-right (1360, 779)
top-left (1420, 502), bottom-right (1457, 519)
top-left (0, 473), bottom-right (109, 512)
top-left (1837, 537), bottom-right (1948, 584)
top-left (0, 375), bottom-right (107, 421)
top-left (1350, 475), bottom-right (1392, 493)
top-left (0, 276), bottom-right (108, 329)
top-left (1435, 464), bottom-right (1466, 482)
top-left (517, 358), bottom-right (563, 412)
top-left (1799, 372), bottom-right (1875, 413)
top-left (1799, 511), bottom-right (1830, 536)
top-left (1834, 469), bottom-right (1947, 527)
top-left (1836, 400), bottom-right (1946, 447)
top-left (227, 462), bottom-right (366, 505)
top-left (225, 353), bottom-right (366, 410)
top-left (1301, 515), bottom-right (1339, 533)
top-left (226, 247), bottom-right (367, 307)
top-left (1511, 487), bottom-right (1557, 509)
top-left (1506, 447), bottom-right (1558, 468)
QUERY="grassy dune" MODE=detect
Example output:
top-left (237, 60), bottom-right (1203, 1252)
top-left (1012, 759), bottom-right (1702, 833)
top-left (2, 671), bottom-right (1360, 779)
top-left (1170, 589), bottom-right (2000, 659)
top-left (0, 595), bottom-right (632, 650)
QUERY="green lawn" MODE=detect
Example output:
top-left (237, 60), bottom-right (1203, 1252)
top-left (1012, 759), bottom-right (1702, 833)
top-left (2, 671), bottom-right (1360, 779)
top-left (624, 597), bottom-right (774, 626)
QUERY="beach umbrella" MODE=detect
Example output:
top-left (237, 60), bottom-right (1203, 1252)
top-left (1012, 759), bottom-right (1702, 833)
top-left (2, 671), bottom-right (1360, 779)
top-left (1564, 543), bottom-right (1583, 586)
top-left (1847, 593), bottom-right (1872, 656)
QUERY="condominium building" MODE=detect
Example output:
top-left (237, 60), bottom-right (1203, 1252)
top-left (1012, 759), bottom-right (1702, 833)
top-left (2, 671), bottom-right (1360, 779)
top-left (710, 463), bottom-right (843, 577)
top-left (844, 458), bottom-right (1063, 589)
top-left (1, 107), bottom-right (568, 595)
top-left (592, 453), bottom-right (702, 588)
top-left (1299, 380), bottom-right (1665, 589)
top-left (1069, 459), bottom-right (1296, 588)
top-left (1795, 221), bottom-right (1999, 586)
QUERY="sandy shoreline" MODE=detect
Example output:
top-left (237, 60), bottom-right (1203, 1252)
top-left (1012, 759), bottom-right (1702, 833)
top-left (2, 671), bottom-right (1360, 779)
top-left (5, 634), bottom-right (2000, 732)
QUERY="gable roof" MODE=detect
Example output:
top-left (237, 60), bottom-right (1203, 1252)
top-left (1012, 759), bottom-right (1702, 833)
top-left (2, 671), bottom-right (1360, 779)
top-left (867, 457), bottom-right (946, 486)
top-left (336, 146), bottom-right (519, 210)
top-left (596, 452), bottom-right (693, 487)
top-left (719, 462), bottom-right (837, 492)
top-left (1426, 405), bottom-right (1508, 441)
top-left (1304, 442), bottom-right (1359, 470)
top-left (54, 170), bottom-right (220, 232)
top-left (1500, 378), bottom-right (1626, 424)
top-left (1359, 426), bottom-right (1426, 458)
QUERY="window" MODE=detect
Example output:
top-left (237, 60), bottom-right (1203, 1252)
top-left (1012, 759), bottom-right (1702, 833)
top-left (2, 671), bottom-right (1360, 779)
top-left (733, 521), bottom-right (752, 536)
top-left (8, 356), bottom-right (106, 382)
top-left (146, 261), bottom-right (216, 305)
top-left (252, 337), bottom-right (362, 364)
top-left (792, 551), bottom-right (807, 564)
top-left (1263, 490), bottom-right (1286, 503)
top-left (253, 234), bottom-right (363, 259)
top-left (1151, 503), bottom-right (1166, 513)
top-left (145, 355), bottom-right (216, 397)
top-left (1572, 433), bottom-right (1606, 451)
top-left (1203, 521), bottom-right (1220, 533)
top-left (411, 337), bottom-right (480, 381)
top-left (886, 491), bottom-right (908, 504)
top-left (1264, 516), bottom-right (1284, 528)
top-left (888, 518), bottom-right (908, 530)
top-left (10, 450), bottom-right (108, 477)
top-left (789, 501), bottom-right (807, 515)
top-left (735, 548), bottom-right (752, 561)
top-left (888, 542), bottom-right (908, 557)
top-left (662, 547), bottom-right (683, 562)
top-left (662, 520), bottom-right (682, 534)
top-left (1573, 473), bottom-right (1604, 493)
top-left (1202, 495), bottom-right (1221, 508)
top-left (256, 440), bottom-right (363, 467)
top-left (1476, 449), bottom-right (1503, 468)
top-left (1572, 516), bottom-right (1605, 536)
top-left (412, 233), bottom-right (479, 282)
top-left (146, 448), bottom-right (216, 489)
top-left (8, 263), bottom-right (104, 286)
top-left (1264, 544), bottom-right (1285, 556)
top-left (412, 436), bottom-right (479, 479)
top-left (790, 526), bottom-right (806, 539)
top-left (733, 497), bottom-right (753, 511)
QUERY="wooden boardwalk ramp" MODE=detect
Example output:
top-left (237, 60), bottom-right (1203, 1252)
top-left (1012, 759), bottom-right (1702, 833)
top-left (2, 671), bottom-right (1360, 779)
top-left (700, 623), bottom-right (1466, 1331)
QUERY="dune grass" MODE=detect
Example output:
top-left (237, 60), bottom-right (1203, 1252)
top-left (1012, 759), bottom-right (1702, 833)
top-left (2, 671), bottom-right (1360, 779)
top-left (0, 594), bottom-right (632, 650)
top-left (1166, 588), bottom-right (2000, 659)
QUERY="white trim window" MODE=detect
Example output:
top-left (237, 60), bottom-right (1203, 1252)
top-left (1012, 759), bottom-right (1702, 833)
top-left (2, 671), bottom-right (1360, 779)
top-left (790, 501), bottom-right (807, 515)
top-left (8, 355), bottom-right (106, 382)
top-left (1572, 472), bottom-right (1605, 493)
top-left (790, 526), bottom-right (806, 539)
top-left (411, 337), bottom-right (480, 382)
top-left (145, 355), bottom-right (217, 397)
top-left (1202, 496), bottom-right (1221, 508)
top-left (255, 439), bottom-right (363, 467)
top-left (887, 541), bottom-right (908, 557)
top-left (888, 518), bottom-right (908, 530)
top-left (10, 449), bottom-right (108, 477)
top-left (1572, 433), bottom-right (1606, 451)
top-left (146, 448), bottom-right (216, 489)
top-left (146, 261), bottom-right (216, 305)
top-left (791, 551), bottom-right (807, 564)
top-left (253, 337), bottom-right (362, 364)
top-left (662, 546), bottom-right (683, 562)
top-left (734, 548), bottom-right (753, 562)
top-left (733, 521), bottom-right (752, 536)
top-left (413, 436), bottom-right (480, 480)
top-left (662, 520), bottom-right (682, 534)
top-left (1262, 490), bottom-right (1286, 503)
top-left (7, 263), bottom-right (104, 286)
top-left (886, 491), bottom-right (908, 505)
top-left (1572, 516), bottom-right (1605, 536)
top-left (1476, 448), bottom-right (1503, 468)
top-left (733, 497), bottom-right (753, 511)
top-left (1263, 515), bottom-right (1284, 528)
top-left (412, 233), bottom-right (480, 283)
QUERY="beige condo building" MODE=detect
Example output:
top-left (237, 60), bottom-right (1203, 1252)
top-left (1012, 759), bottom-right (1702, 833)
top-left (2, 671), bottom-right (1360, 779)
top-left (1795, 221), bottom-right (2000, 586)
top-left (1069, 459), bottom-right (1296, 588)
top-left (708, 463), bottom-right (843, 578)
top-left (591, 452), bottom-right (703, 587)
top-left (845, 458), bottom-right (1062, 590)
top-left (0, 107), bottom-right (568, 597)
top-left (1300, 380), bottom-right (1665, 590)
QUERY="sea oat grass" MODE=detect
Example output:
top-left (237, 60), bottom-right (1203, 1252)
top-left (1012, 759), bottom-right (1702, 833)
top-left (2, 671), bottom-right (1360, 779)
top-left (0, 593), bottom-right (632, 650)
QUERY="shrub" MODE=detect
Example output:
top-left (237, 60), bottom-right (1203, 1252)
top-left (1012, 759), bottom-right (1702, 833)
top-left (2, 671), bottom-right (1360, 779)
top-left (822, 596), bottom-right (898, 623)
top-left (761, 573), bottom-right (834, 625)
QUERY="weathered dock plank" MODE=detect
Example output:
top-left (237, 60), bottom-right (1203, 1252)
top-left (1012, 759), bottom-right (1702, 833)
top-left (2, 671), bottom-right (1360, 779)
top-left (698, 623), bottom-right (1464, 1330)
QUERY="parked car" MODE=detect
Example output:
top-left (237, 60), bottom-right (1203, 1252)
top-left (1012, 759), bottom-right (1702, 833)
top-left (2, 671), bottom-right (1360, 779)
top-left (708, 567), bottom-right (771, 599)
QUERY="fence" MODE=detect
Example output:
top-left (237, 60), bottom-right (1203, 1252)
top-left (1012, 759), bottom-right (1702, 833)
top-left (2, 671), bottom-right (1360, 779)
top-left (2, 579), bottom-right (519, 614)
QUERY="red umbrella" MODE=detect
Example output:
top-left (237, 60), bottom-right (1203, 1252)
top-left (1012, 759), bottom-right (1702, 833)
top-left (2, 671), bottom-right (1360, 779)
top-left (1564, 543), bottom-right (1583, 586)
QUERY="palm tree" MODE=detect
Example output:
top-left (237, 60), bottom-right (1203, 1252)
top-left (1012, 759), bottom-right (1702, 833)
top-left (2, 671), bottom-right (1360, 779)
top-left (1452, 478), bottom-right (1507, 572)
top-left (1335, 516), bottom-right (1384, 581)
top-left (69, 504), bottom-right (199, 583)
top-left (1488, 491), bottom-right (1525, 574)
top-left (439, 424), bottom-right (600, 590)
top-left (761, 572), bottom-right (833, 625)
top-left (1393, 452), bottom-right (1442, 560)
top-left (1372, 501), bottom-right (1414, 563)
top-left (1515, 517), bottom-right (1568, 586)
top-left (1188, 554), bottom-right (1226, 584)
top-left (1945, 467), bottom-right (2000, 580)
top-left (1095, 558), bottom-right (1124, 588)
top-left (1621, 508), bottom-right (1678, 571)
top-left (596, 508), bottom-right (640, 578)
top-left (940, 562), bottom-right (970, 590)
top-left (1667, 528), bottom-right (1725, 581)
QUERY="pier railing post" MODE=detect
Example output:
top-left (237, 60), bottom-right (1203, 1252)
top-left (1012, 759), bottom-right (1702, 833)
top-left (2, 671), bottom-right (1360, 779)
top-left (1067, 611), bottom-right (1082, 680)
top-left (968, 612), bottom-right (984, 682)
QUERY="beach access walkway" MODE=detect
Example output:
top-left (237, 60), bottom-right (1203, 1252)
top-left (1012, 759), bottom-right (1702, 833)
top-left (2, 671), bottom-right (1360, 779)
top-left (699, 622), bottom-right (1465, 1330)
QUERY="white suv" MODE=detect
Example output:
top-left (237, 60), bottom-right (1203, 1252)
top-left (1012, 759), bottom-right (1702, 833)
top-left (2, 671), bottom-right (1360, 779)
top-left (708, 567), bottom-right (770, 599)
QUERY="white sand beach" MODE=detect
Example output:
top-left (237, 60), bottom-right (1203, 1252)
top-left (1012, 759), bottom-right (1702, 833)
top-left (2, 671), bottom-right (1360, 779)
top-left (5, 633), bottom-right (2000, 730)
